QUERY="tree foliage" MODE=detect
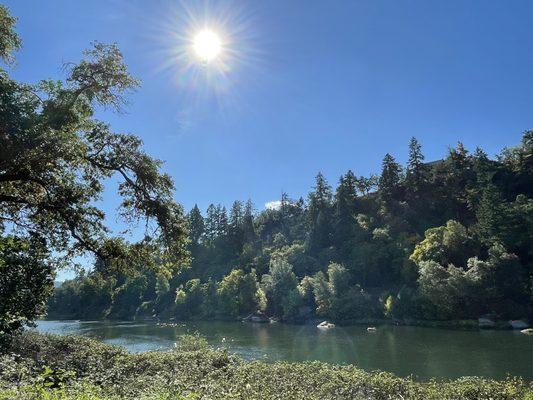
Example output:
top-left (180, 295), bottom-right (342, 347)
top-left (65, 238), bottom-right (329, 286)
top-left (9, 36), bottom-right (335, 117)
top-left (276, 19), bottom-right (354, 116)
top-left (0, 6), bottom-right (188, 345)
top-left (49, 131), bottom-right (533, 324)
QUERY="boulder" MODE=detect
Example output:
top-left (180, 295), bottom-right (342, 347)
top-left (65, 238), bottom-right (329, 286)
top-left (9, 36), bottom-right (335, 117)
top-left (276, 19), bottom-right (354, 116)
top-left (478, 317), bottom-right (495, 328)
top-left (509, 320), bottom-right (529, 329)
top-left (243, 311), bottom-right (269, 323)
top-left (317, 321), bottom-right (335, 329)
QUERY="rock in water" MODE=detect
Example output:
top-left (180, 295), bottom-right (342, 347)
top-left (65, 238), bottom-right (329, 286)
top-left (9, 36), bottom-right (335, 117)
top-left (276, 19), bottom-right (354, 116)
top-left (510, 320), bottom-right (529, 329)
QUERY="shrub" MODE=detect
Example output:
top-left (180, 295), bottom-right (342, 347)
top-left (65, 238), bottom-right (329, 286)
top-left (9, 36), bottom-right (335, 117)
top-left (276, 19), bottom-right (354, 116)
top-left (2, 332), bottom-right (531, 400)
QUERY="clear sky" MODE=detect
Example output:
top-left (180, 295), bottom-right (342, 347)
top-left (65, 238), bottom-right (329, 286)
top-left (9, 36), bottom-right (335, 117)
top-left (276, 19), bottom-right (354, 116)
top-left (5, 0), bottom-right (533, 213)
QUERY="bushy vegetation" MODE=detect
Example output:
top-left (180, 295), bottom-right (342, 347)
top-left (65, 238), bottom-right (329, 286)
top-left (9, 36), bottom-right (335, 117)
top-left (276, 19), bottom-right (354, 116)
top-left (0, 332), bottom-right (531, 400)
top-left (50, 133), bottom-right (533, 324)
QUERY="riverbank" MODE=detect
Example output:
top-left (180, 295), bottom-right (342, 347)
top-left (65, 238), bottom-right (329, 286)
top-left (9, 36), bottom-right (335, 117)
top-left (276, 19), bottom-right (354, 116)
top-left (337, 318), bottom-right (527, 330)
top-left (46, 314), bottom-right (530, 332)
top-left (1, 332), bottom-right (532, 399)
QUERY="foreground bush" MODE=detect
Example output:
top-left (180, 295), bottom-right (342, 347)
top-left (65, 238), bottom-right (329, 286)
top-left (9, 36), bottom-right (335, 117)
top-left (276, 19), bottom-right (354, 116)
top-left (0, 332), bottom-right (531, 400)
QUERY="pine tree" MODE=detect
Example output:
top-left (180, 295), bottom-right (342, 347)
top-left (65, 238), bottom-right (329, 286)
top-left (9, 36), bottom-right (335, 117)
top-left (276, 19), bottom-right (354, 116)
top-left (308, 172), bottom-right (333, 222)
top-left (378, 153), bottom-right (402, 204)
top-left (444, 142), bottom-right (476, 221)
top-left (216, 205), bottom-right (229, 237)
top-left (476, 184), bottom-right (505, 245)
top-left (334, 170), bottom-right (357, 249)
top-left (187, 205), bottom-right (204, 246)
top-left (242, 199), bottom-right (257, 243)
top-left (229, 201), bottom-right (243, 228)
top-left (204, 204), bottom-right (218, 244)
top-left (406, 137), bottom-right (428, 195)
top-left (307, 172), bottom-right (333, 254)
top-left (228, 201), bottom-right (245, 255)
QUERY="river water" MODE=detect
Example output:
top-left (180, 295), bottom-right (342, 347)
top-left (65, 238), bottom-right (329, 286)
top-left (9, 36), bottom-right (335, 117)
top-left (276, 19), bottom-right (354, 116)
top-left (36, 320), bottom-right (533, 380)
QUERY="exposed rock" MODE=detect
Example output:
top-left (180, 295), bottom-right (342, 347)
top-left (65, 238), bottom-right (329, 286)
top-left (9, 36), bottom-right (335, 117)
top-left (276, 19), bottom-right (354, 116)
top-left (243, 311), bottom-right (269, 323)
top-left (509, 320), bottom-right (529, 329)
top-left (478, 317), bottom-right (495, 328)
top-left (317, 321), bottom-right (335, 329)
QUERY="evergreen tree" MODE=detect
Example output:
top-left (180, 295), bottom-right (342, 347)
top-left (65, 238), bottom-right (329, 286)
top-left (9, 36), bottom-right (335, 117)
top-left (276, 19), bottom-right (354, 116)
top-left (307, 173), bottom-right (333, 254)
top-left (443, 142), bottom-right (476, 221)
top-left (378, 153), bottom-right (402, 204)
top-left (406, 137), bottom-right (428, 196)
top-left (333, 171), bottom-right (357, 253)
top-left (242, 199), bottom-right (257, 244)
top-left (476, 184), bottom-right (505, 245)
top-left (228, 201), bottom-right (245, 257)
top-left (204, 204), bottom-right (218, 244)
top-left (188, 205), bottom-right (204, 246)
top-left (229, 201), bottom-right (244, 228)
top-left (216, 205), bottom-right (229, 237)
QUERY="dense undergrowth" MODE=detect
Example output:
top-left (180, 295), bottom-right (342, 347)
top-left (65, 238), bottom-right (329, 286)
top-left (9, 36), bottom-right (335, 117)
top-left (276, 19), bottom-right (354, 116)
top-left (0, 332), bottom-right (531, 400)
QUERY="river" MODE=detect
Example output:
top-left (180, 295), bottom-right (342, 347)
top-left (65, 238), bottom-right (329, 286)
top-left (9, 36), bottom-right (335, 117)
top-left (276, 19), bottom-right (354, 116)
top-left (36, 320), bottom-right (533, 381)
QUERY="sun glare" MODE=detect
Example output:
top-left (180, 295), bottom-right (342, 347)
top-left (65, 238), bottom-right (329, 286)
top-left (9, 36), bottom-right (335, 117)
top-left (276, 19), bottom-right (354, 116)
top-left (193, 30), bottom-right (222, 62)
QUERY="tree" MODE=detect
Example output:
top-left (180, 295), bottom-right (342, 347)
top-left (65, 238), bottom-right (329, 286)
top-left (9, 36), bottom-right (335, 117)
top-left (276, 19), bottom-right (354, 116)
top-left (217, 269), bottom-right (259, 317)
top-left (0, 6), bottom-right (188, 340)
top-left (108, 276), bottom-right (147, 319)
top-left (333, 171), bottom-right (357, 253)
top-left (0, 235), bottom-right (53, 348)
top-left (204, 204), bottom-right (219, 244)
top-left (261, 259), bottom-right (299, 319)
top-left (228, 200), bottom-right (245, 256)
top-left (174, 279), bottom-right (204, 319)
top-left (440, 142), bottom-right (476, 222)
top-left (378, 153), bottom-right (402, 204)
top-left (498, 131), bottom-right (533, 188)
top-left (410, 220), bottom-right (477, 268)
top-left (466, 244), bottom-right (528, 316)
top-left (1, 41), bottom-right (187, 262)
top-left (217, 205), bottom-right (229, 237)
top-left (417, 260), bottom-right (467, 319)
top-left (0, 5), bottom-right (20, 65)
top-left (406, 137), bottom-right (428, 197)
top-left (476, 184), bottom-right (505, 245)
top-left (188, 205), bottom-right (204, 246)
top-left (327, 262), bottom-right (351, 297)
top-left (307, 172), bottom-right (333, 254)
top-left (242, 199), bottom-right (257, 244)
top-left (355, 174), bottom-right (378, 196)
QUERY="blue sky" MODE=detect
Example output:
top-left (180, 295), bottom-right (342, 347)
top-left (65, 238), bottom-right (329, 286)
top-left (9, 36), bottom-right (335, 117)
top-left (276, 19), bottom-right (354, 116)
top-left (5, 1), bottom-right (533, 218)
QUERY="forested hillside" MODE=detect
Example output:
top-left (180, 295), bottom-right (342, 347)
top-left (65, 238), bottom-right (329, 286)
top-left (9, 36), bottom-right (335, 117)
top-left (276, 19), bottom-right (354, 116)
top-left (49, 134), bottom-right (533, 323)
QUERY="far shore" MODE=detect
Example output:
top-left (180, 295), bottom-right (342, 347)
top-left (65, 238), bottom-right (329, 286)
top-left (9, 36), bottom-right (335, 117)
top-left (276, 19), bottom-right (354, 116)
top-left (43, 316), bottom-right (530, 332)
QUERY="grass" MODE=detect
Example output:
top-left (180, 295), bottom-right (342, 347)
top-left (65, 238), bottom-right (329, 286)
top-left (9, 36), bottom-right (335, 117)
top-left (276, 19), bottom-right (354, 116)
top-left (0, 332), bottom-right (531, 399)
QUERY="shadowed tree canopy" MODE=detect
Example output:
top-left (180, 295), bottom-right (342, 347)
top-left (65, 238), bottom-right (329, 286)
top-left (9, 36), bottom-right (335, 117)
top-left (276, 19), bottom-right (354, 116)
top-left (0, 6), bottom-right (188, 268)
top-left (0, 5), bottom-right (188, 343)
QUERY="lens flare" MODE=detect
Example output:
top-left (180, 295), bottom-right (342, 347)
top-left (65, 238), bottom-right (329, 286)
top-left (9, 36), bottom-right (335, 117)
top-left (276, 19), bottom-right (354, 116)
top-left (146, 1), bottom-right (263, 125)
top-left (193, 30), bottom-right (222, 62)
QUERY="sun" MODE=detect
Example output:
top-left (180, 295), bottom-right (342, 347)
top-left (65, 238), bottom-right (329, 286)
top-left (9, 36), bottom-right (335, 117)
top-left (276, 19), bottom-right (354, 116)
top-left (193, 30), bottom-right (222, 63)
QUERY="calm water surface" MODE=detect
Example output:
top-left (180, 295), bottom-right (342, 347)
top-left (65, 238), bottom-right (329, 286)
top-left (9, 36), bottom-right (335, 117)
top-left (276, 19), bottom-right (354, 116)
top-left (36, 320), bottom-right (533, 380)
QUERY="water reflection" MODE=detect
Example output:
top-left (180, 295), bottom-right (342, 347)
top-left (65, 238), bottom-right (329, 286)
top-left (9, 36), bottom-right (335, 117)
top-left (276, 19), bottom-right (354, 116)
top-left (35, 320), bottom-right (533, 380)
